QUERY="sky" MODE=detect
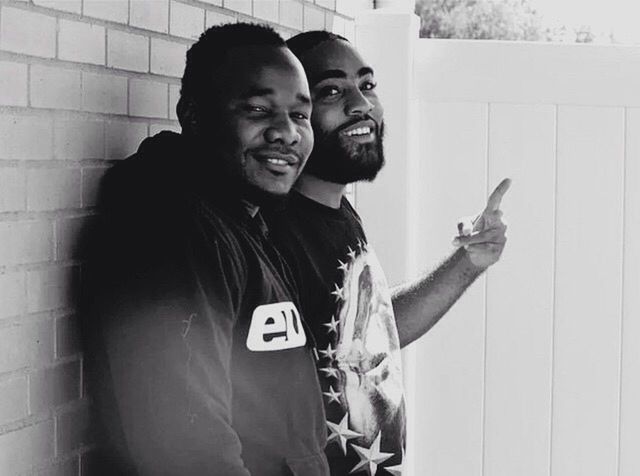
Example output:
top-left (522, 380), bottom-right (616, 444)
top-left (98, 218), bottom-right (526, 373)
top-left (529, 0), bottom-right (640, 43)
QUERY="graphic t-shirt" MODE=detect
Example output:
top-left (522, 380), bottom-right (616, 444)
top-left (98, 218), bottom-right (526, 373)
top-left (267, 191), bottom-right (406, 476)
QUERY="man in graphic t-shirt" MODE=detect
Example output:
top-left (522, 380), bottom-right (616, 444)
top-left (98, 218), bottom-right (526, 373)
top-left (265, 31), bottom-right (510, 475)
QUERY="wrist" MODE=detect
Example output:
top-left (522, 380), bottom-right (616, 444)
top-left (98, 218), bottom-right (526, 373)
top-left (455, 247), bottom-right (488, 276)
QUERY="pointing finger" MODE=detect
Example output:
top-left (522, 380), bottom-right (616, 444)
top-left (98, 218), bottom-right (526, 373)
top-left (485, 178), bottom-right (512, 212)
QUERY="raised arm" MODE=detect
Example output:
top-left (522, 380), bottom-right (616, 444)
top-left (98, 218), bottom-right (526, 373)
top-left (392, 178), bottom-right (511, 347)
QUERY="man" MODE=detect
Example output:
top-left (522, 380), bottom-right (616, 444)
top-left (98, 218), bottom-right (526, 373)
top-left (265, 31), bottom-right (509, 475)
top-left (83, 24), bottom-right (329, 475)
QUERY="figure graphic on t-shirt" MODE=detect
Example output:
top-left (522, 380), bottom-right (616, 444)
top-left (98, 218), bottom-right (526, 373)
top-left (333, 246), bottom-right (403, 446)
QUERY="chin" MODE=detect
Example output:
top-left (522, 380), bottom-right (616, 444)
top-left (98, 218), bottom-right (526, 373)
top-left (242, 180), bottom-right (291, 207)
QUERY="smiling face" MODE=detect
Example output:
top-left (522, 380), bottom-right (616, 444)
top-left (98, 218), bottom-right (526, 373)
top-left (203, 45), bottom-right (313, 201)
top-left (297, 39), bottom-right (385, 184)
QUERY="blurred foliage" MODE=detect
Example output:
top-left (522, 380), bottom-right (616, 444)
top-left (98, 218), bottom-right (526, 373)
top-left (415, 0), bottom-right (585, 42)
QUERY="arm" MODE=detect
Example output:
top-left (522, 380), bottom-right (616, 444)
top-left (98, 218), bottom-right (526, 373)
top-left (393, 178), bottom-right (511, 348)
top-left (86, 165), bottom-right (251, 476)
top-left (392, 247), bottom-right (484, 348)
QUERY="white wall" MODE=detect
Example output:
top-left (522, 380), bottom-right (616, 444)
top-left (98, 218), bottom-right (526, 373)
top-left (356, 14), bottom-right (640, 476)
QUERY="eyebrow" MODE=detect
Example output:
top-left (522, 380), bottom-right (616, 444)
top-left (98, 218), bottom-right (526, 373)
top-left (241, 87), bottom-right (311, 105)
top-left (311, 66), bottom-right (375, 86)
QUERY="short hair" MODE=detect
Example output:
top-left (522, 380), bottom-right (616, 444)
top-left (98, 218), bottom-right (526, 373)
top-left (286, 30), bottom-right (349, 59)
top-left (179, 23), bottom-right (286, 128)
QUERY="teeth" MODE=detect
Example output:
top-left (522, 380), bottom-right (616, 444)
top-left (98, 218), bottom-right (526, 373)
top-left (345, 127), bottom-right (372, 137)
top-left (266, 157), bottom-right (288, 165)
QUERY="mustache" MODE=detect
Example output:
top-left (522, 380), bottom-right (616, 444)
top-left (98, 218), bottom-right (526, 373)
top-left (249, 146), bottom-right (304, 161)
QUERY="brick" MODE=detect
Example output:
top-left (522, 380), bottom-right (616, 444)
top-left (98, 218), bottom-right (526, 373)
top-left (30, 360), bottom-right (81, 414)
top-left (0, 7), bottom-right (56, 58)
top-left (149, 123), bottom-right (181, 135)
top-left (56, 215), bottom-right (97, 261)
top-left (169, 84), bottom-right (180, 120)
top-left (169, 1), bottom-right (204, 39)
top-left (105, 120), bottom-right (147, 159)
top-left (0, 167), bottom-right (26, 212)
top-left (0, 221), bottom-right (53, 267)
top-left (150, 38), bottom-right (186, 78)
top-left (254, 0), bottom-right (279, 22)
top-left (343, 18), bottom-right (355, 42)
top-left (129, 78), bottom-right (168, 118)
top-left (54, 119), bottom-right (104, 160)
top-left (303, 4), bottom-right (325, 30)
top-left (31, 66), bottom-right (82, 111)
top-left (335, 0), bottom-right (372, 18)
top-left (330, 13), bottom-right (345, 36)
top-left (224, 0), bottom-right (252, 15)
top-left (315, 0), bottom-right (335, 9)
top-left (130, 0), bottom-right (169, 33)
top-left (0, 62), bottom-right (28, 107)
top-left (58, 19), bottom-right (106, 65)
top-left (83, 0), bottom-right (129, 23)
top-left (27, 168), bottom-right (81, 212)
top-left (324, 11), bottom-right (334, 31)
top-left (0, 420), bottom-right (54, 474)
top-left (0, 272), bottom-right (25, 319)
top-left (81, 167), bottom-right (109, 207)
top-left (33, 0), bottom-right (82, 14)
top-left (107, 29), bottom-right (149, 72)
top-left (279, 0), bottom-right (303, 30)
top-left (205, 9), bottom-right (236, 28)
top-left (0, 321), bottom-right (54, 373)
top-left (55, 315), bottom-right (80, 358)
top-left (275, 27), bottom-right (294, 40)
top-left (56, 403), bottom-right (91, 454)
top-left (0, 377), bottom-right (28, 425)
top-left (82, 72), bottom-right (128, 114)
top-left (0, 115), bottom-right (53, 160)
top-left (26, 266), bottom-right (79, 314)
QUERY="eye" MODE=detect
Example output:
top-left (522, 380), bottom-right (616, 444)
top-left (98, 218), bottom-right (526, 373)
top-left (244, 104), bottom-right (269, 114)
top-left (361, 80), bottom-right (377, 92)
top-left (291, 112), bottom-right (309, 121)
top-left (317, 85), bottom-right (341, 99)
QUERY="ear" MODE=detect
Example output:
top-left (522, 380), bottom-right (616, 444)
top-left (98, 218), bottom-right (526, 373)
top-left (177, 95), bottom-right (198, 135)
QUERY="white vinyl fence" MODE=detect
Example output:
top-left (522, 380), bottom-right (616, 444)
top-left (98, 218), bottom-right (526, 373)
top-left (355, 10), bottom-right (640, 476)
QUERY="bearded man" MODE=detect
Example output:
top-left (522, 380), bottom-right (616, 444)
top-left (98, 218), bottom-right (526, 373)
top-left (265, 31), bottom-right (510, 476)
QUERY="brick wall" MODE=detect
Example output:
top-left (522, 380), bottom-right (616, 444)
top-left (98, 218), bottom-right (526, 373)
top-left (0, 0), bottom-right (373, 474)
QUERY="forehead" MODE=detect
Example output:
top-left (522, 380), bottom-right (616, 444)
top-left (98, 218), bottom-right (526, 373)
top-left (300, 40), bottom-right (369, 82)
top-left (217, 45), bottom-right (309, 99)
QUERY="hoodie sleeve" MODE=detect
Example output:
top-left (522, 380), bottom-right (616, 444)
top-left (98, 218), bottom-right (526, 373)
top-left (85, 155), bottom-right (251, 476)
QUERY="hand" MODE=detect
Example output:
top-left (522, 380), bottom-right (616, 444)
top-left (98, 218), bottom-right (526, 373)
top-left (452, 178), bottom-right (511, 269)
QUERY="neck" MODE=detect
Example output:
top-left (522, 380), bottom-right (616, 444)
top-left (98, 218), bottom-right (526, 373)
top-left (295, 173), bottom-right (346, 209)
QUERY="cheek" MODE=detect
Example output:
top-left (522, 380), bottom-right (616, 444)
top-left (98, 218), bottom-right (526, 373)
top-left (232, 121), bottom-right (264, 150)
top-left (300, 126), bottom-right (314, 156)
top-left (312, 107), bottom-right (341, 137)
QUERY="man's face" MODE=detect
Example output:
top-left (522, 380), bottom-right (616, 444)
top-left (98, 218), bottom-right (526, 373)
top-left (298, 39), bottom-right (385, 184)
top-left (203, 46), bottom-right (313, 201)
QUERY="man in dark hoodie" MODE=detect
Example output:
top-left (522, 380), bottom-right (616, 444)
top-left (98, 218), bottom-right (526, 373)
top-left (82, 24), bottom-right (329, 476)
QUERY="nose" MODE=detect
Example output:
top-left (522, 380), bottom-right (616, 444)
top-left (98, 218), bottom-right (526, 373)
top-left (264, 114), bottom-right (300, 145)
top-left (345, 89), bottom-right (374, 117)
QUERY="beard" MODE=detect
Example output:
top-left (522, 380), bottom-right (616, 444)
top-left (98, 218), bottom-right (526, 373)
top-left (303, 120), bottom-right (385, 185)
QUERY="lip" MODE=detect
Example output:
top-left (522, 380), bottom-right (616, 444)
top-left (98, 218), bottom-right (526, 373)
top-left (250, 150), bottom-right (301, 175)
top-left (340, 119), bottom-right (377, 137)
top-left (339, 119), bottom-right (377, 141)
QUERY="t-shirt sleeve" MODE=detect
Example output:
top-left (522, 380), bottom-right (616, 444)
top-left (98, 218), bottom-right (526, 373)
top-left (85, 165), bottom-right (251, 475)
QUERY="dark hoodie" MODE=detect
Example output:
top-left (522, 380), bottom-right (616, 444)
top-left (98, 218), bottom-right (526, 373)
top-left (82, 132), bottom-right (328, 476)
